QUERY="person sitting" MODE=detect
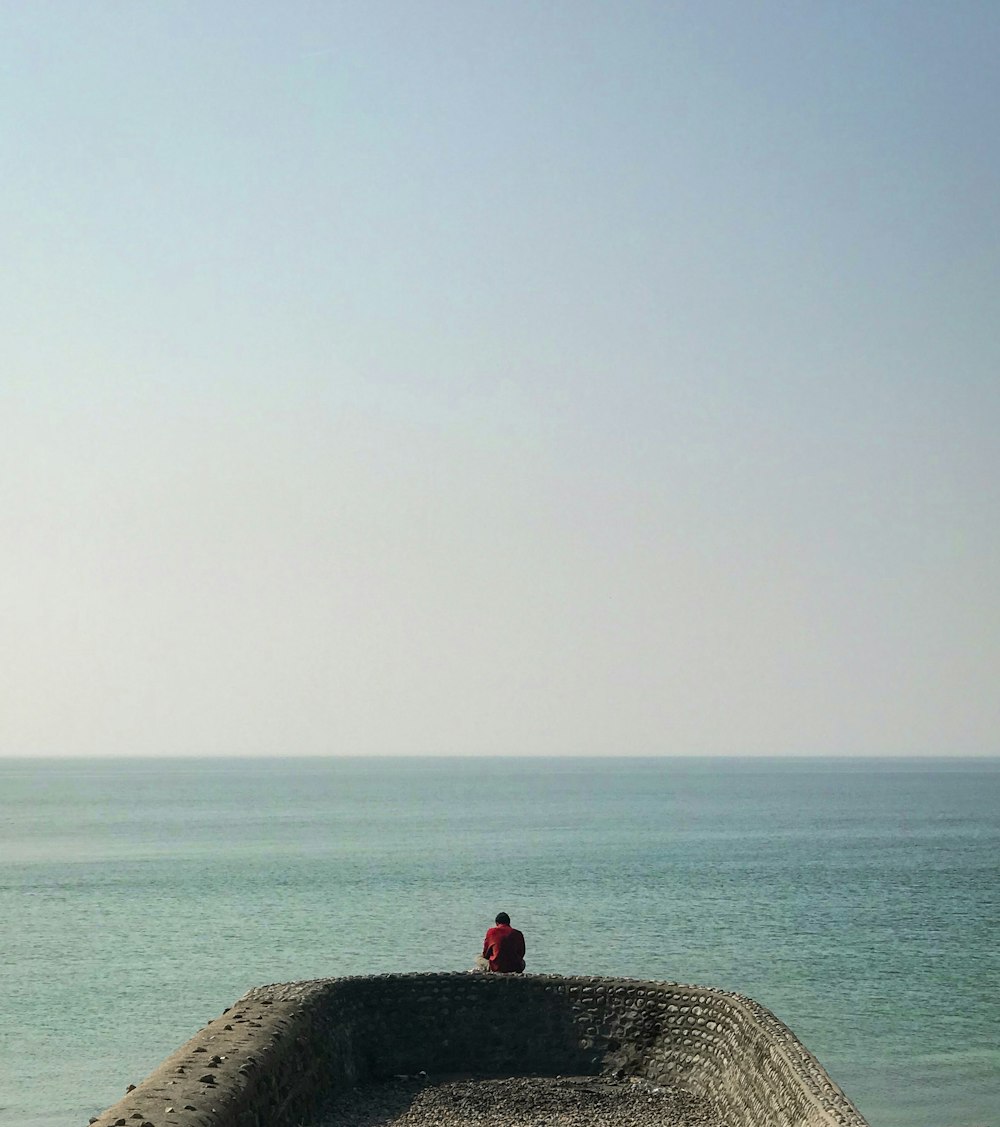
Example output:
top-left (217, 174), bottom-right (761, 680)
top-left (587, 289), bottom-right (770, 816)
top-left (482, 911), bottom-right (526, 973)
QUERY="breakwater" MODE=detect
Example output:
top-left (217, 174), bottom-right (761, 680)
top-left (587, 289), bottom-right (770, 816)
top-left (90, 973), bottom-right (870, 1127)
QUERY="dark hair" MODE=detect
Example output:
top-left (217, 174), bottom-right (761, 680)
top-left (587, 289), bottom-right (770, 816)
top-left (495, 912), bottom-right (511, 925)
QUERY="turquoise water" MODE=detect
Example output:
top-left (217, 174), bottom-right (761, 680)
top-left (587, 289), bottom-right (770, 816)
top-left (1, 757), bottom-right (996, 1127)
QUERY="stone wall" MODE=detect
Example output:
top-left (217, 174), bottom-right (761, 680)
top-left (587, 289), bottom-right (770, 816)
top-left (90, 974), bottom-right (870, 1127)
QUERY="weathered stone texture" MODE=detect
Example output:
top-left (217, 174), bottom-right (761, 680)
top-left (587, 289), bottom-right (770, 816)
top-left (89, 974), bottom-right (869, 1127)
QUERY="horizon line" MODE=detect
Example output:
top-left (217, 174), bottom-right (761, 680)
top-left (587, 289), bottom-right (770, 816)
top-left (1, 752), bottom-right (997, 761)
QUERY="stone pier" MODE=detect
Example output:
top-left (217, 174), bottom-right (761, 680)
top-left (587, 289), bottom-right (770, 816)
top-left (89, 973), bottom-right (869, 1127)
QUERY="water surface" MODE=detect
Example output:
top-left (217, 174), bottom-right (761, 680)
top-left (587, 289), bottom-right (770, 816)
top-left (1, 756), bottom-right (996, 1127)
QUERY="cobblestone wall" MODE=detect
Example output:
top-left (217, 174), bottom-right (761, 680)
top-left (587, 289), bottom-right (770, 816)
top-left (89, 974), bottom-right (869, 1127)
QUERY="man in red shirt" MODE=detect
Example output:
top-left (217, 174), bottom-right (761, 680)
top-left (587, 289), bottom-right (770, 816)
top-left (482, 911), bottom-right (526, 973)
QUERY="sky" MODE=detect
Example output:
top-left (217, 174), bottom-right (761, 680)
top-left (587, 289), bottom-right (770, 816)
top-left (2, 2), bottom-right (998, 758)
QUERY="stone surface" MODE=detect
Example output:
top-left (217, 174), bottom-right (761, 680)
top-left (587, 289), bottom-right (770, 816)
top-left (88, 974), bottom-right (870, 1127)
top-left (315, 1074), bottom-right (723, 1127)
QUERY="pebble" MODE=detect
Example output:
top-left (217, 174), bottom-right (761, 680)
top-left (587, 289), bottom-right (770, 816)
top-left (314, 1075), bottom-right (724, 1127)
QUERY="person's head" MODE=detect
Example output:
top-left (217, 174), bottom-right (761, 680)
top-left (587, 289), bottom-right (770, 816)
top-left (495, 912), bottom-right (511, 926)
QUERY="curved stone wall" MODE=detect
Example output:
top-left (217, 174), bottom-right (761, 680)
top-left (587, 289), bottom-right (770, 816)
top-left (89, 973), bottom-right (869, 1127)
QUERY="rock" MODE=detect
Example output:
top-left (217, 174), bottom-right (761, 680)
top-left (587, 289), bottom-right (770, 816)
top-left (314, 1074), bottom-right (724, 1126)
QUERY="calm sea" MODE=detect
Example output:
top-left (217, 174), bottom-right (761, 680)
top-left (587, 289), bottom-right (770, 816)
top-left (1, 757), bottom-right (996, 1127)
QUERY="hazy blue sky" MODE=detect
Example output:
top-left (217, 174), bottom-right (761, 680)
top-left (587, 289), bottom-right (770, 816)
top-left (2, 2), bottom-right (998, 757)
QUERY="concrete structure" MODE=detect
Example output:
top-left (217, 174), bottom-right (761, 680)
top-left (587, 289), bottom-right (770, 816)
top-left (90, 973), bottom-right (870, 1127)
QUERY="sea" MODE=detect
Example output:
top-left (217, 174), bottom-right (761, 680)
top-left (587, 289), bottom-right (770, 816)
top-left (1, 756), bottom-right (996, 1127)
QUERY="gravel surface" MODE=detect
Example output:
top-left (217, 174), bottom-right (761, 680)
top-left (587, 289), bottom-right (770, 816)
top-left (314, 1074), bottom-right (725, 1127)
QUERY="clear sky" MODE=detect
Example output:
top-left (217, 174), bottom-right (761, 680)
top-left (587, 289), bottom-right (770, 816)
top-left (2, 2), bottom-right (998, 757)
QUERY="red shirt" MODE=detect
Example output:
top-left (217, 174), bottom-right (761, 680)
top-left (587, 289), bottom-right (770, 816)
top-left (482, 923), bottom-right (526, 973)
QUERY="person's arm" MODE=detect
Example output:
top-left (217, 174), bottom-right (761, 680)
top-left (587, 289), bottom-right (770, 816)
top-left (482, 930), bottom-right (493, 960)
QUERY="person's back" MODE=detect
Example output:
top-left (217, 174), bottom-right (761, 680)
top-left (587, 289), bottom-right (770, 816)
top-left (482, 911), bottom-right (526, 974)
